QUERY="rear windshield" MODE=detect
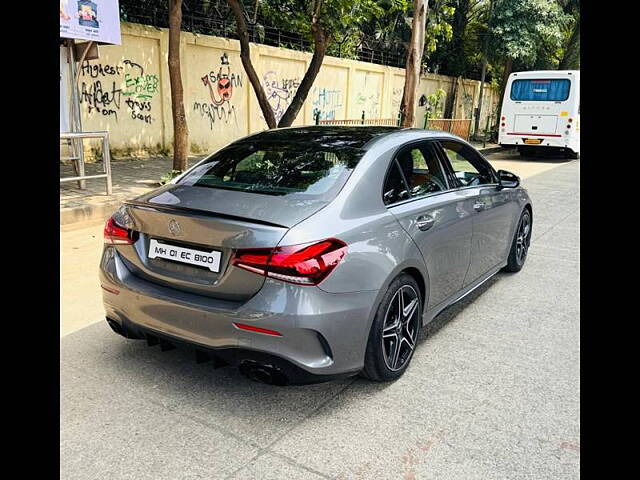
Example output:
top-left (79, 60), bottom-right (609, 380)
top-left (510, 78), bottom-right (571, 101)
top-left (178, 141), bottom-right (365, 199)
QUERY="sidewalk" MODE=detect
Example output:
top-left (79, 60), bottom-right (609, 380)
top-left (60, 155), bottom-right (203, 227)
top-left (471, 141), bottom-right (502, 155)
top-left (59, 143), bottom-right (502, 228)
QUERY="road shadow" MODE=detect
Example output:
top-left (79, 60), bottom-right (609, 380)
top-left (78, 272), bottom-right (504, 410)
top-left (513, 152), bottom-right (574, 163)
top-left (488, 147), bottom-right (574, 164)
top-left (349, 274), bottom-right (502, 397)
top-left (419, 274), bottom-right (501, 342)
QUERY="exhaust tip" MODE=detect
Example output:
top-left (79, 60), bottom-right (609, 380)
top-left (239, 360), bottom-right (289, 386)
top-left (106, 318), bottom-right (126, 337)
top-left (105, 317), bottom-right (142, 339)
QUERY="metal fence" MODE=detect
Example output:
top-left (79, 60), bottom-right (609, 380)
top-left (60, 131), bottom-right (113, 195)
top-left (119, 0), bottom-right (406, 69)
top-left (425, 119), bottom-right (472, 140)
top-left (316, 116), bottom-right (472, 140)
top-left (319, 118), bottom-right (399, 126)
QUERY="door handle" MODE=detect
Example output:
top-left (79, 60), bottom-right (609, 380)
top-left (473, 201), bottom-right (486, 212)
top-left (416, 215), bottom-right (435, 231)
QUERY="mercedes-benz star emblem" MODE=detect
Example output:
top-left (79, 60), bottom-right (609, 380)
top-left (168, 219), bottom-right (182, 237)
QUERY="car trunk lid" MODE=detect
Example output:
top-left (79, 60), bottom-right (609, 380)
top-left (112, 184), bottom-right (329, 301)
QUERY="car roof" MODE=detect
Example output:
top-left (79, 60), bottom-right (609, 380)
top-left (238, 126), bottom-right (459, 150)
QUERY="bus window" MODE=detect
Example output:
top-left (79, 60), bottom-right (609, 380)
top-left (510, 79), bottom-right (570, 102)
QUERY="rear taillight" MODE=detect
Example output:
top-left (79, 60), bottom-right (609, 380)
top-left (104, 217), bottom-right (138, 245)
top-left (232, 238), bottom-right (347, 286)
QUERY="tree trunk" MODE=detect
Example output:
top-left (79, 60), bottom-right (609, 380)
top-left (559, 16), bottom-right (580, 70)
top-left (227, 0), bottom-right (277, 129)
top-left (443, 77), bottom-right (459, 119)
top-left (400, 0), bottom-right (427, 128)
top-left (474, 0), bottom-right (493, 137)
top-left (278, 2), bottom-right (328, 127)
top-left (474, 58), bottom-right (487, 137)
top-left (168, 0), bottom-right (189, 172)
top-left (495, 56), bottom-right (513, 123)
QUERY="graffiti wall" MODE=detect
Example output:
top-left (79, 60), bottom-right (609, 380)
top-left (391, 74), bottom-right (405, 120)
top-left (77, 22), bottom-right (499, 156)
top-left (306, 64), bottom-right (348, 122)
top-left (249, 55), bottom-right (306, 132)
top-left (186, 45), bottom-right (248, 153)
top-left (351, 70), bottom-right (384, 119)
top-left (79, 32), bottom-right (163, 154)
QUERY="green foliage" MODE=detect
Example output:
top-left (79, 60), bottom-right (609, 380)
top-left (424, 2), bottom-right (455, 56)
top-left (426, 88), bottom-right (446, 117)
top-left (558, 0), bottom-right (580, 69)
top-left (160, 170), bottom-right (183, 185)
top-left (259, 0), bottom-right (384, 45)
top-left (361, 1), bottom-right (454, 62)
top-left (488, 0), bottom-right (572, 67)
top-left (327, 34), bottom-right (362, 59)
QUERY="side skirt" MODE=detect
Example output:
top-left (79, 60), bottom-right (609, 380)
top-left (421, 263), bottom-right (504, 326)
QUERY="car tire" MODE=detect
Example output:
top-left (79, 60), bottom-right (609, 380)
top-left (564, 150), bottom-right (580, 160)
top-left (362, 274), bottom-right (422, 382)
top-left (503, 209), bottom-right (532, 273)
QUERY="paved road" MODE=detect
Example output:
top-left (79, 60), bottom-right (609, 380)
top-left (61, 153), bottom-right (580, 479)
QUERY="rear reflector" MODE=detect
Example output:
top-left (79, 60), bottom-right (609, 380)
top-left (233, 323), bottom-right (282, 337)
top-left (101, 285), bottom-right (120, 295)
top-left (232, 238), bottom-right (347, 286)
top-left (104, 217), bottom-right (138, 245)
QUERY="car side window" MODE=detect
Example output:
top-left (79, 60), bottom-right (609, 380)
top-left (383, 161), bottom-right (410, 205)
top-left (439, 140), bottom-right (496, 187)
top-left (396, 143), bottom-right (448, 197)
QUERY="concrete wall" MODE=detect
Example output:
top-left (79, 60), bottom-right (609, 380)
top-left (77, 22), bottom-right (499, 157)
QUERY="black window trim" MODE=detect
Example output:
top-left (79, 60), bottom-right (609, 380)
top-left (434, 138), bottom-right (499, 190)
top-left (382, 139), bottom-right (457, 208)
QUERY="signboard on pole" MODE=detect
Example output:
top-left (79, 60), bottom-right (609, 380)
top-left (60, 46), bottom-right (71, 133)
top-left (60, 0), bottom-right (122, 45)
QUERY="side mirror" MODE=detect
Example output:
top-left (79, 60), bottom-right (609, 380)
top-left (497, 170), bottom-right (520, 189)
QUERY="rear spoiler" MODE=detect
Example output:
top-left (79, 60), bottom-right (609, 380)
top-left (123, 200), bottom-right (289, 229)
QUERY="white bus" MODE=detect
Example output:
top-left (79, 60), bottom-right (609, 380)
top-left (498, 70), bottom-right (580, 158)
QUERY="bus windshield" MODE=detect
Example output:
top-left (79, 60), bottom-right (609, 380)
top-left (510, 79), bottom-right (571, 102)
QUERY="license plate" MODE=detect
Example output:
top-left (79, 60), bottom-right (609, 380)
top-left (148, 239), bottom-right (221, 272)
top-left (524, 138), bottom-right (542, 145)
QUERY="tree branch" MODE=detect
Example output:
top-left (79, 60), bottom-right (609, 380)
top-left (227, 0), bottom-right (277, 128)
top-left (277, 0), bottom-right (328, 127)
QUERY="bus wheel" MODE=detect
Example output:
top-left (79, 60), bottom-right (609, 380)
top-left (518, 146), bottom-right (535, 158)
top-left (564, 149), bottom-right (579, 160)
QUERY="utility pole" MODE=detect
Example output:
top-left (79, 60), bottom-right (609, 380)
top-left (474, 0), bottom-right (493, 139)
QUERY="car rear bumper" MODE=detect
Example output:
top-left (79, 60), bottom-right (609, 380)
top-left (100, 246), bottom-right (378, 381)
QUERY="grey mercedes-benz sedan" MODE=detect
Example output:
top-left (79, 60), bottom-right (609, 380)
top-left (100, 127), bottom-right (532, 385)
